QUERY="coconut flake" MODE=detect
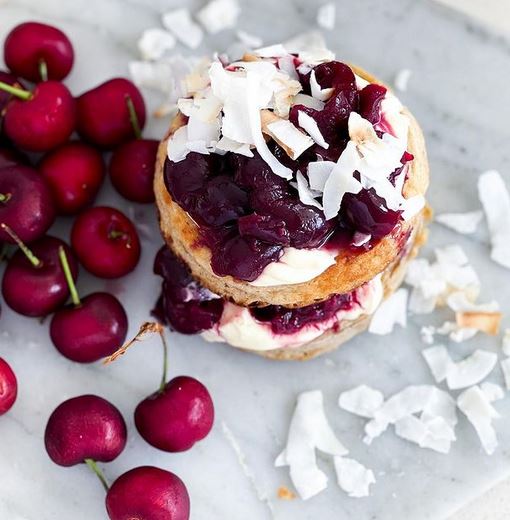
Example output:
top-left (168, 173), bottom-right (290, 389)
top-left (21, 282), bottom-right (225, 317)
top-left (478, 170), bottom-right (510, 269)
top-left (297, 111), bottom-right (329, 149)
top-left (480, 382), bottom-right (505, 402)
top-left (137, 28), bottom-right (176, 61)
top-left (167, 126), bottom-right (190, 162)
top-left (401, 195), bottom-right (425, 221)
top-left (457, 385), bottom-right (501, 455)
top-left (368, 289), bottom-right (408, 335)
top-left (216, 136), bottom-right (253, 157)
top-left (162, 8), bottom-right (204, 49)
top-left (394, 69), bottom-right (412, 92)
top-left (307, 161), bottom-right (334, 191)
top-left (501, 358), bottom-right (510, 390)
top-left (236, 30), bottom-right (263, 49)
top-left (456, 312), bottom-right (502, 336)
top-left (295, 172), bottom-right (323, 209)
top-left (322, 141), bottom-right (363, 219)
top-left (446, 350), bottom-right (498, 390)
top-left (502, 329), bottom-right (510, 356)
top-left (338, 385), bottom-right (385, 418)
top-left (317, 3), bottom-right (336, 31)
top-left (310, 70), bottom-right (334, 101)
top-left (334, 457), bottom-right (375, 498)
top-left (196, 0), bottom-right (240, 34)
top-left (263, 114), bottom-right (314, 160)
top-left (364, 386), bottom-right (456, 444)
top-left (275, 390), bottom-right (348, 500)
top-left (435, 211), bottom-right (483, 234)
top-left (254, 44), bottom-right (288, 58)
top-left (394, 414), bottom-right (456, 454)
top-left (422, 345), bottom-right (452, 383)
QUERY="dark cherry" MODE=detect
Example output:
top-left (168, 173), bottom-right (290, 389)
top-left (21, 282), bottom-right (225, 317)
top-left (1, 81), bottom-right (76, 152)
top-left (76, 78), bottom-right (146, 149)
top-left (153, 246), bottom-right (223, 334)
top-left (50, 247), bottom-right (128, 362)
top-left (106, 466), bottom-right (190, 520)
top-left (44, 394), bottom-right (127, 467)
top-left (135, 375), bottom-right (214, 452)
top-left (39, 142), bottom-right (105, 215)
top-left (0, 165), bottom-right (55, 244)
top-left (4, 22), bottom-right (74, 82)
top-left (0, 357), bottom-right (17, 415)
top-left (359, 84), bottom-right (387, 125)
top-left (109, 138), bottom-right (158, 203)
top-left (71, 206), bottom-right (140, 278)
top-left (2, 235), bottom-right (78, 317)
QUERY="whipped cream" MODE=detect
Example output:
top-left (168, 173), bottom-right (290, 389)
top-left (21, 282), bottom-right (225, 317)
top-left (248, 246), bottom-right (337, 287)
top-left (202, 275), bottom-right (383, 351)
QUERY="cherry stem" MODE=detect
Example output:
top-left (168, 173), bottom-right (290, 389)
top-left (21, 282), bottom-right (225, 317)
top-left (126, 95), bottom-right (142, 139)
top-left (159, 328), bottom-right (169, 393)
top-left (39, 59), bottom-right (48, 82)
top-left (58, 246), bottom-right (80, 307)
top-left (0, 223), bottom-right (41, 267)
top-left (0, 193), bottom-right (11, 203)
top-left (109, 230), bottom-right (126, 240)
top-left (84, 459), bottom-right (109, 492)
top-left (0, 81), bottom-right (32, 101)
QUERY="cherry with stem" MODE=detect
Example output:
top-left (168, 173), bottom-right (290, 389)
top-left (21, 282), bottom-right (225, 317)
top-left (109, 96), bottom-right (158, 203)
top-left (105, 322), bottom-right (214, 453)
top-left (50, 246), bottom-right (128, 363)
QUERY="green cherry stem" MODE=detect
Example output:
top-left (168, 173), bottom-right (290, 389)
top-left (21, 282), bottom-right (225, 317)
top-left (39, 59), bottom-right (49, 82)
top-left (84, 459), bottom-right (109, 492)
top-left (0, 223), bottom-right (41, 267)
top-left (0, 193), bottom-right (11, 203)
top-left (125, 95), bottom-right (142, 139)
top-left (0, 81), bottom-right (32, 101)
top-left (58, 246), bottom-right (80, 307)
top-left (158, 328), bottom-right (169, 393)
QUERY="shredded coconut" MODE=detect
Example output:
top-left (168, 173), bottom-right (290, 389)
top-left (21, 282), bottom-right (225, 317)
top-left (369, 289), bottom-right (408, 335)
top-left (435, 211), bottom-right (483, 234)
top-left (162, 8), bottom-right (204, 49)
top-left (317, 3), bottom-right (336, 31)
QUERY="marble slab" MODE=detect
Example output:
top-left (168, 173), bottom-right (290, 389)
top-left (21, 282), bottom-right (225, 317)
top-left (1, 0), bottom-right (510, 519)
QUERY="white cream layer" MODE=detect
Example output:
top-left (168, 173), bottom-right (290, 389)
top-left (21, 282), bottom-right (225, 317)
top-left (201, 275), bottom-right (384, 351)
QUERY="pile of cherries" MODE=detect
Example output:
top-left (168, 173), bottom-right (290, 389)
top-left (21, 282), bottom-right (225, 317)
top-left (0, 21), bottom-right (212, 519)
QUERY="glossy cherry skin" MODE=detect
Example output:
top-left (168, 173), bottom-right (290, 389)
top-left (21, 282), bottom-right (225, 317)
top-left (71, 206), bottom-right (141, 278)
top-left (3, 81), bottom-right (76, 152)
top-left (106, 466), bottom-right (190, 520)
top-left (76, 78), bottom-right (146, 149)
top-left (44, 395), bottom-right (127, 467)
top-left (39, 142), bottom-right (105, 215)
top-left (4, 22), bottom-right (74, 82)
top-left (109, 139), bottom-right (158, 203)
top-left (0, 71), bottom-right (25, 115)
top-left (0, 358), bottom-right (17, 415)
top-left (0, 165), bottom-right (55, 244)
top-left (50, 292), bottom-right (128, 363)
top-left (135, 376), bottom-right (214, 452)
top-left (2, 236), bottom-right (78, 317)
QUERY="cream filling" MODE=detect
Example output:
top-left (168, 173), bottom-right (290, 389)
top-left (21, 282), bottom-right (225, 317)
top-left (249, 246), bottom-right (338, 287)
top-left (201, 274), bottom-right (384, 351)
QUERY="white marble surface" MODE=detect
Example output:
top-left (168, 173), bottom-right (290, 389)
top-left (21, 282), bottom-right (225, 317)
top-left (1, 0), bottom-right (510, 519)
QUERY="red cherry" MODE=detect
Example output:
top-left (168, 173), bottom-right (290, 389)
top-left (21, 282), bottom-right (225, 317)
top-left (135, 376), bottom-right (214, 452)
top-left (71, 206), bottom-right (140, 278)
top-left (4, 22), bottom-right (74, 82)
top-left (77, 78), bottom-right (146, 149)
top-left (109, 139), bottom-right (158, 203)
top-left (39, 142), bottom-right (105, 215)
top-left (44, 395), bottom-right (127, 467)
top-left (106, 466), bottom-right (190, 520)
top-left (0, 165), bottom-right (55, 244)
top-left (2, 234), bottom-right (78, 317)
top-left (0, 358), bottom-right (17, 415)
top-left (1, 81), bottom-right (76, 152)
